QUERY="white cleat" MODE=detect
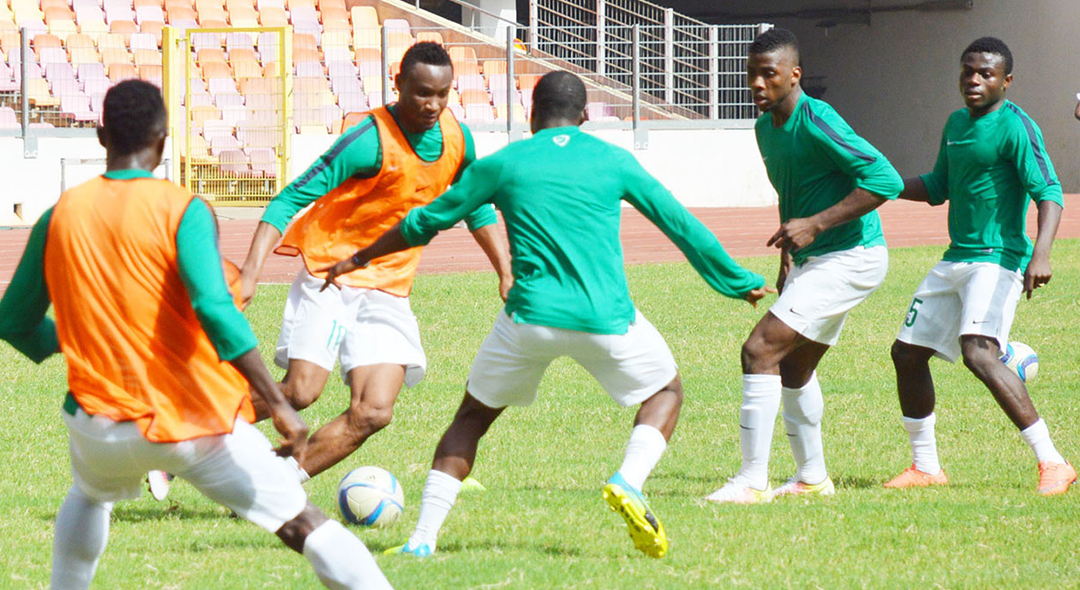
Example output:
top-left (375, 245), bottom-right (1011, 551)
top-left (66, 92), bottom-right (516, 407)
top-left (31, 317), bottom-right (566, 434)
top-left (771, 476), bottom-right (836, 499)
top-left (705, 476), bottom-right (773, 504)
top-left (147, 470), bottom-right (174, 501)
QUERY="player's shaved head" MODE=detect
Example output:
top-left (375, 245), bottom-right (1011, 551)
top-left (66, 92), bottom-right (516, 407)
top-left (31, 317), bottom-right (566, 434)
top-left (962, 36), bottom-right (1012, 75)
top-left (749, 27), bottom-right (799, 66)
top-left (531, 71), bottom-right (587, 130)
top-left (100, 80), bottom-right (166, 156)
top-left (400, 42), bottom-right (453, 79)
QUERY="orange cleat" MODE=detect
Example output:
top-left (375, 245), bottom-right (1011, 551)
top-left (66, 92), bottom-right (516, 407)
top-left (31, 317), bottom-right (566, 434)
top-left (1037, 462), bottom-right (1076, 495)
top-left (884, 464), bottom-right (948, 489)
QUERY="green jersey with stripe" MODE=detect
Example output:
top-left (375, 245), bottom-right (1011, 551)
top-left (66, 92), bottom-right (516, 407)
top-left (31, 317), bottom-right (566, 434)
top-left (400, 126), bottom-right (766, 335)
top-left (261, 105), bottom-right (495, 234)
top-left (755, 93), bottom-right (903, 265)
top-left (920, 100), bottom-right (1063, 272)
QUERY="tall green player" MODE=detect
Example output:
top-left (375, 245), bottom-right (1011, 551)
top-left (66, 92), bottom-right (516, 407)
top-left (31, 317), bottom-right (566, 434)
top-left (707, 28), bottom-right (903, 503)
top-left (886, 37), bottom-right (1074, 495)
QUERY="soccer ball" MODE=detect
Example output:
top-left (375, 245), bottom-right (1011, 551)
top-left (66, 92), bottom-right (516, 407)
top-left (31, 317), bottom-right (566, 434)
top-left (337, 466), bottom-right (404, 527)
top-left (1000, 341), bottom-right (1039, 382)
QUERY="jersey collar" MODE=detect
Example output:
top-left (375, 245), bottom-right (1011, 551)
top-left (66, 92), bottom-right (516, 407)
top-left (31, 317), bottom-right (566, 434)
top-left (103, 169), bottom-right (156, 180)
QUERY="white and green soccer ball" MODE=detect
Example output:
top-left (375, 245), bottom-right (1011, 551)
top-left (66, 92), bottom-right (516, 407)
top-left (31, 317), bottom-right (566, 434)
top-left (337, 466), bottom-right (404, 527)
top-left (1000, 341), bottom-right (1039, 382)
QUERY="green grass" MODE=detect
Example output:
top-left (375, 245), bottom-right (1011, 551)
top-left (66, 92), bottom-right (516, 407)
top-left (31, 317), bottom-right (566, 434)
top-left (4, 242), bottom-right (1080, 589)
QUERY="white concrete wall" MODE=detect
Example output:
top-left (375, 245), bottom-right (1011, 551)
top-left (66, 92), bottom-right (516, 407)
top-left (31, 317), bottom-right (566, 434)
top-left (3, 126), bottom-right (775, 225)
top-left (771, 0), bottom-right (1080, 188)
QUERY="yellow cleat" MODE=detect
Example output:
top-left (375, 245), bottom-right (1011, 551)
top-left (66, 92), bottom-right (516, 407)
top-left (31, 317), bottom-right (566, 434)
top-left (602, 473), bottom-right (668, 558)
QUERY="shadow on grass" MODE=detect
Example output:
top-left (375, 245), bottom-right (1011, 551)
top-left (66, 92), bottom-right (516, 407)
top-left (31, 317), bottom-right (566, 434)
top-left (371, 538), bottom-right (585, 558)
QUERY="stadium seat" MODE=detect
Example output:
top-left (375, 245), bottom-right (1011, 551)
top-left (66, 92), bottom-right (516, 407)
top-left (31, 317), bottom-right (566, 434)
top-left (129, 32), bottom-right (157, 51)
top-left (231, 59), bottom-right (261, 78)
top-left (133, 48), bottom-right (161, 67)
top-left (416, 31), bottom-right (444, 45)
top-left (140, 20), bottom-right (164, 45)
top-left (351, 6), bottom-right (378, 49)
top-left (258, 7), bottom-right (287, 27)
top-left (107, 62), bottom-right (137, 81)
top-left (0, 106), bottom-right (19, 129)
top-left (108, 20), bottom-right (138, 43)
top-left (27, 77), bottom-right (60, 106)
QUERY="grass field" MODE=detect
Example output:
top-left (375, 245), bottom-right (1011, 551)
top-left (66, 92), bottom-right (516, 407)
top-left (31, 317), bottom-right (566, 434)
top-left (3, 242), bottom-right (1080, 589)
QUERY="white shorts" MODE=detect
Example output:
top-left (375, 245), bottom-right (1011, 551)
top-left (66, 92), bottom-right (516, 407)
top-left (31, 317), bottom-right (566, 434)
top-left (896, 260), bottom-right (1022, 363)
top-left (275, 270), bottom-right (426, 387)
top-left (63, 410), bottom-right (307, 532)
top-left (466, 310), bottom-right (678, 409)
top-left (770, 245), bottom-right (889, 346)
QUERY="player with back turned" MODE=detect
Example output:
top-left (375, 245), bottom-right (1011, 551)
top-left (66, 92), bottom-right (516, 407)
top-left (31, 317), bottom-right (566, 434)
top-left (319, 71), bottom-right (771, 558)
top-left (707, 28), bottom-right (904, 504)
top-left (885, 37), bottom-right (1074, 495)
top-left (0, 80), bottom-right (393, 590)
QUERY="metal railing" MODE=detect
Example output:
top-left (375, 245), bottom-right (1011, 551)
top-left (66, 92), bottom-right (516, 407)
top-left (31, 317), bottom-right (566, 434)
top-left (530, 0), bottom-right (766, 119)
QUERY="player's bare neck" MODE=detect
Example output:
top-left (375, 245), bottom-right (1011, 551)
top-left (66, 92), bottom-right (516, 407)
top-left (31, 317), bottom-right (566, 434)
top-left (770, 86), bottom-right (803, 127)
top-left (105, 149), bottom-right (160, 175)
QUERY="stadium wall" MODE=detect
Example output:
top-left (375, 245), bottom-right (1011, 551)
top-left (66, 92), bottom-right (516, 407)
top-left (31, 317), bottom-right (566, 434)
top-left (770, 0), bottom-right (1080, 189)
top-left (2, 127), bottom-right (776, 224)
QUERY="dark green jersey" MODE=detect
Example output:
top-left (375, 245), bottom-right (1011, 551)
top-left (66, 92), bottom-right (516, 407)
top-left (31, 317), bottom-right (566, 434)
top-left (400, 126), bottom-right (765, 335)
top-left (756, 93), bottom-right (903, 265)
top-left (261, 105), bottom-right (494, 233)
top-left (921, 100), bottom-right (1063, 272)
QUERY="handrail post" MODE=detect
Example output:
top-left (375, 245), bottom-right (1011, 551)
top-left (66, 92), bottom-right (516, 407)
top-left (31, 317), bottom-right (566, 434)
top-left (596, 0), bottom-right (605, 77)
top-left (380, 25), bottom-right (391, 107)
top-left (529, 0), bottom-right (538, 53)
top-left (709, 25), bottom-right (718, 120)
top-left (20, 27), bottom-right (29, 137)
top-left (663, 7), bottom-right (673, 106)
top-left (506, 26), bottom-right (515, 139)
top-left (631, 24), bottom-right (646, 150)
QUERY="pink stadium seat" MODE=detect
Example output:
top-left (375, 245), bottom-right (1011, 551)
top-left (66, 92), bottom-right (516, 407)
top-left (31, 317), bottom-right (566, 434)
top-left (130, 33), bottom-right (157, 51)
top-left (62, 93), bottom-right (97, 122)
top-left (464, 103), bottom-right (494, 123)
top-left (219, 149), bottom-right (252, 175)
top-left (0, 106), bottom-right (19, 128)
top-left (210, 134), bottom-right (241, 156)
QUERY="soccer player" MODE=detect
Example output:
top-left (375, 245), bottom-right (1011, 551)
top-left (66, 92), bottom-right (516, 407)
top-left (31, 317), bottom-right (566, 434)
top-left (318, 71), bottom-right (771, 558)
top-left (0, 81), bottom-right (392, 590)
top-left (706, 28), bottom-right (903, 503)
top-left (239, 42), bottom-right (511, 482)
top-left (885, 37), bottom-right (1075, 494)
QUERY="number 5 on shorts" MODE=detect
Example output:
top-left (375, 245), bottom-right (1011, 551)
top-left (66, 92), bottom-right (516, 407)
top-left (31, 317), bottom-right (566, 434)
top-left (904, 298), bottom-right (923, 328)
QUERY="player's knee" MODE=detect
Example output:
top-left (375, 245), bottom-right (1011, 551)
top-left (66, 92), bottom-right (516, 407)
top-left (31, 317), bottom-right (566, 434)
top-left (741, 338), bottom-right (767, 373)
top-left (891, 340), bottom-right (922, 369)
top-left (345, 403), bottom-right (394, 437)
top-left (276, 503), bottom-right (328, 554)
top-left (960, 343), bottom-right (998, 375)
top-left (284, 378), bottom-right (322, 410)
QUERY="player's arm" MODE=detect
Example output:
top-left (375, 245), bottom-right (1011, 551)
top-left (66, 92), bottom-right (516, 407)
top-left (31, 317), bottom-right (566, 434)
top-left (1008, 116), bottom-right (1065, 299)
top-left (319, 157), bottom-right (502, 290)
top-left (901, 125), bottom-right (949, 205)
top-left (0, 208), bottom-right (59, 363)
top-left (770, 110), bottom-right (902, 250)
top-left (176, 199), bottom-right (309, 458)
top-left (620, 152), bottom-right (770, 305)
top-left (239, 116), bottom-right (380, 308)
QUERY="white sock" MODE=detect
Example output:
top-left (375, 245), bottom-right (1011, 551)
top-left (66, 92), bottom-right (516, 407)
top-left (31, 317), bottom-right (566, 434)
top-left (407, 470), bottom-right (463, 550)
top-left (285, 456), bottom-right (311, 484)
top-left (1020, 419), bottom-right (1066, 465)
top-left (616, 424), bottom-right (668, 491)
top-left (903, 414), bottom-right (942, 475)
top-left (781, 372), bottom-right (827, 485)
top-left (302, 520), bottom-right (393, 590)
top-left (737, 374), bottom-right (782, 490)
top-left (51, 485), bottom-right (113, 590)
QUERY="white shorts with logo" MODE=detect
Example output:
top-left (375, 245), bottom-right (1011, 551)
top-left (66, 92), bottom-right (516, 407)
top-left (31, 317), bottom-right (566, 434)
top-left (466, 310), bottom-right (678, 409)
top-left (275, 270), bottom-right (426, 387)
top-left (769, 245), bottom-right (889, 346)
top-left (896, 260), bottom-right (1022, 363)
top-left (63, 410), bottom-right (307, 532)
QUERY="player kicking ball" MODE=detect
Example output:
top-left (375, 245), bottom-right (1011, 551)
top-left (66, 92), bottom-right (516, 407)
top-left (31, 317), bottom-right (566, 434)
top-left (0, 81), bottom-right (392, 590)
top-left (319, 71), bottom-right (771, 558)
top-left (238, 42), bottom-right (510, 485)
top-left (886, 37), bottom-right (1075, 495)
top-left (707, 28), bottom-right (903, 504)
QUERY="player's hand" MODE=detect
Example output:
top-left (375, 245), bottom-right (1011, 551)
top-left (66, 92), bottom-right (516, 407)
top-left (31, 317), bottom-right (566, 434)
top-left (268, 402), bottom-right (309, 460)
top-left (498, 274), bottom-right (514, 302)
top-left (776, 250), bottom-right (793, 294)
top-left (238, 271), bottom-right (258, 311)
top-left (316, 254), bottom-right (367, 292)
top-left (1023, 254), bottom-right (1052, 300)
top-left (744, 286), bottom-right (777, 308)
top-left (768, 218), bottom-right (822, 251)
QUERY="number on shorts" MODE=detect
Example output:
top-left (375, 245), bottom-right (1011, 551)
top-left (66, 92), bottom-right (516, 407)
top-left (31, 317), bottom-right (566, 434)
top-left (904, 297), bottom-right (923, 328)
top-left (327, 320), bottom-right (348, 350)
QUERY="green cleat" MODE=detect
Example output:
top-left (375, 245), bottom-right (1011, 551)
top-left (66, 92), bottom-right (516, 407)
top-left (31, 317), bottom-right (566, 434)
top-left (602, 472), bottom-right (668, 558)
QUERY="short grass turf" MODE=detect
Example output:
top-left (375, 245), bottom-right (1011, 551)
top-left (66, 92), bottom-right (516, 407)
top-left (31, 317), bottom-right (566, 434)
top-left (3, 241), bottom-right (1080, 589)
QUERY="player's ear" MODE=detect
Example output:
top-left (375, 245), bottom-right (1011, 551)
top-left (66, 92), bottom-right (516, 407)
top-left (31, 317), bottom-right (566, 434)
top-left (1002, 72), bottom-right (1013, 90)
top-left (791, 64), bottom-right (802, 85)
top-left (96, 125), bottom-right (108, 150)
